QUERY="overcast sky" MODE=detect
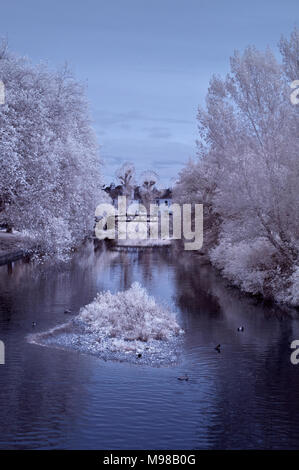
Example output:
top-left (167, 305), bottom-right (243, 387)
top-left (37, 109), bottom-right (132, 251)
top-left (0, 0), bottom-right (298, 186)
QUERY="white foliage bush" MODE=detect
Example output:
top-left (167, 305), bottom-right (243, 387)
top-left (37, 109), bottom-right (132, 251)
top-left (30, 283), bottom-right (184, 363)
top-left (210, 238), bottom-right (276, 295)
top-left (37, 216), bottom-right (74, 259)
top-left (78, 282), bottom-right (182, 342)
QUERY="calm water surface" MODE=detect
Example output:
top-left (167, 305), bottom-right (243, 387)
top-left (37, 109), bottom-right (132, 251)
top-left (0, 243), bottom-right (299, 449)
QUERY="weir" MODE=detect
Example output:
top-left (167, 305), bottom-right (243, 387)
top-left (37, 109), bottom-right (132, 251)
top-left (95, 196), bottom-right (203, 251)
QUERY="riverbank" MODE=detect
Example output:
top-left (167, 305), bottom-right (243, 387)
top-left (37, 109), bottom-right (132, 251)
top-left (0, 232), bottom-right (33, 266)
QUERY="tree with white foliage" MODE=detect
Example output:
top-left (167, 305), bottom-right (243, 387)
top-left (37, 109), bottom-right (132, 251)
top-left (174, 29), bottom-right (299, 306)
top-left (279, 27), bottom-right (299, 82)
top-left (115, 162), bottom-right (135, 200)
top-left (139, 170), bottom-right (159, 208)
top-left (0, 43), bottom-right (105, 260)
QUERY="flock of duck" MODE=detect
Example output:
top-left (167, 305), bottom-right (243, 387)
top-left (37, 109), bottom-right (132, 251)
top-left (177, 325), bottom-right (245, 382)
top-left (31, 311), bottom-right (245, 383)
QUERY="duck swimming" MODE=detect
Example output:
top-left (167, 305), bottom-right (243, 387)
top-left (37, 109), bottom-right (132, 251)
top-left (177, 374), bottom-right (189, 381)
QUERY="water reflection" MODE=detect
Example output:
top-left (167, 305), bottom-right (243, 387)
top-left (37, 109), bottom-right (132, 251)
top-left (0, 242), bottom-right (299, 449)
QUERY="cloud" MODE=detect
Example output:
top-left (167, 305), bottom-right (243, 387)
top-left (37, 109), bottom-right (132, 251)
top-left (144, 126), bottom-right (172, 139)
top-left (92, 109), bottom-right (192, 130)
top-left (100, 137), bottom-right (195, 186)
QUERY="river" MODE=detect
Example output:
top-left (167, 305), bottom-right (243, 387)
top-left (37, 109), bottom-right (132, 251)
top-left (0, 242), bottom-right (299, 449)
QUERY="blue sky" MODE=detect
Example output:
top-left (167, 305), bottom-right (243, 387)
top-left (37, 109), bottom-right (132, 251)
top-left (0, 0), bottom-right (298, 186)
